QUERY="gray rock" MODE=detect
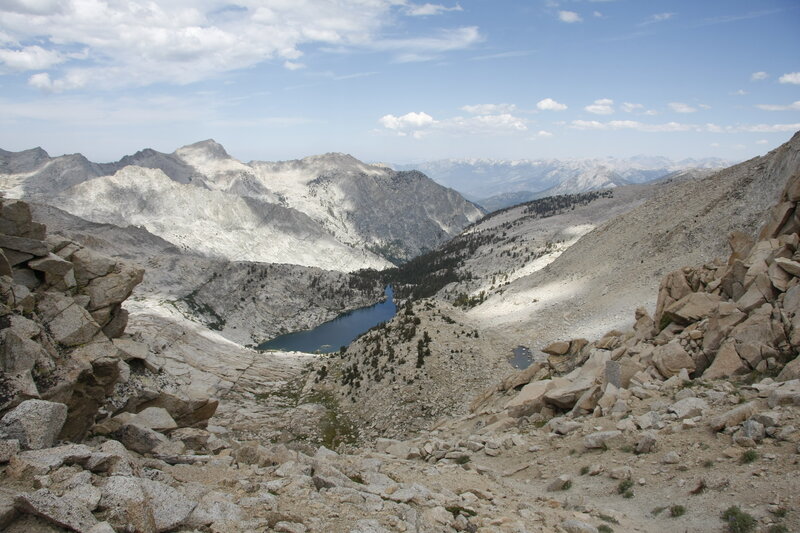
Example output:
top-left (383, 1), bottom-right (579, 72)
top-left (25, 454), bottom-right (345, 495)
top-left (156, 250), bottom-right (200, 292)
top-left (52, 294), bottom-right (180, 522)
top-left (63, 485), bottom-right (102, 512)
top-left (0, 234), bottom-right (48, 256)
top-left (140, 478), bottom-right (197, 532)
top-left (0, 439), bottom-right (20, 462)
top-left (88, 523), bottom-right (116, 533)
top-left (83, 264), bottom-right (144, 311)
top-left (36, 292), bottom-right (101, 347)
top-left (274, 521), bottom-right (307, 533)
top-left (561, 519), bottom-right (599, 533)
top-left (741, 419), bottom-right (765, 442)
top-left (546, 474), bottom-right (572, 491)
top-left (661, 451), bottom-right (680, 464)
top-left (0, 400), bottom-right (68, 450)
top-left (185, 491), bottom-right (244, 528)
top-left (14, 488), bottom-right (98, 532)
top-left (668, 397), bottom-right (708, 420)
top-left (634, 431), bottom-right (657, 454)
top-left (129, 407), bottom-right (178, 432)
top-left (99, 476), bottom-right (155, 533)
top-left (28, 253), bottom-right (74, 277)
top-left (583, 430), bottom-right (622, 450)
top-left (6, 444), bottom-right (93, 479)
top-left (110, 423), bottom-right (171, 455)
top-left (709, 401), bottom-right (760, 431)
top-left (350, 519), bottom-right (392, 533)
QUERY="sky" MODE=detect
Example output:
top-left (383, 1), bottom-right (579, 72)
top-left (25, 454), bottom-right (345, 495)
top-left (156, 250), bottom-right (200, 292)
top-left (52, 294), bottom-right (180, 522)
top-left (0, 0), bottom-right (799, 164)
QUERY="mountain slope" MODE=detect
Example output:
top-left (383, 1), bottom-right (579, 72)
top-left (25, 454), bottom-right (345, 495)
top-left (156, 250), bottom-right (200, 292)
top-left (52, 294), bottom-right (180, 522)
top-left (0, 141), bottom-right (483, 270)
top-left (399, 156), bottom-right (729, 207)
top-left (470, 131), bottom-right (800, 352)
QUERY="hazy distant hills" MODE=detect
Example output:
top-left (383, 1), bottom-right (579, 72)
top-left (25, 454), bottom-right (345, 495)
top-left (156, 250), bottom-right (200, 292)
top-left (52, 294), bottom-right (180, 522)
top-left (396, 156), bottom-right (729, 211)
top-left (0, 141), bottom-right (483, 271)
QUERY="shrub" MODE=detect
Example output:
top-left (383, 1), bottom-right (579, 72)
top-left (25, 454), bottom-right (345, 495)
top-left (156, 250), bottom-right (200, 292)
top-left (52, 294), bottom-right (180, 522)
top-left (721, 506), bottom-right (757, 533)
top-left (670, 505), bottom-right (686, 518)
top-left (740, 450), bottom-right (758, 464)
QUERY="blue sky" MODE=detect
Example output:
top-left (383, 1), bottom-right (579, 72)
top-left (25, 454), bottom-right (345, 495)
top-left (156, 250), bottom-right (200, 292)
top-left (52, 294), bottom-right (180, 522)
top-left (0, 0), bottom-right (798, 164)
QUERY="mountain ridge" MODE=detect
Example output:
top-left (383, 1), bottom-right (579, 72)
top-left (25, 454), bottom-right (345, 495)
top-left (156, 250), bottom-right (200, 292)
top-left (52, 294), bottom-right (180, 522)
top-left (0, 141), bottom-right (483, 271)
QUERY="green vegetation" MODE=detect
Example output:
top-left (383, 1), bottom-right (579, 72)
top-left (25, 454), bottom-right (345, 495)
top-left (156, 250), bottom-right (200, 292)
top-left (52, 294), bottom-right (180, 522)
top-left (597, 525), bottom-right (614, 533)
top-left (740, 450), bottom-right (758, 464)
top-left (561, 480), bottom-right (572, 490)
top-left (670, 505), bottom-right (686, 518)
top-left (580, 465), bottom-right (589, 476)
top-left (617, 479), bottom-right (634, 498)
top-left (721, 506), bottom-right (757, 533)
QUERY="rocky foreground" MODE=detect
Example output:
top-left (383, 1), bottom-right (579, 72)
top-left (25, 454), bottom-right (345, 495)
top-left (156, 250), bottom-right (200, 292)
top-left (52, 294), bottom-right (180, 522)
top-left (1, 164), bottom-right (800, 532)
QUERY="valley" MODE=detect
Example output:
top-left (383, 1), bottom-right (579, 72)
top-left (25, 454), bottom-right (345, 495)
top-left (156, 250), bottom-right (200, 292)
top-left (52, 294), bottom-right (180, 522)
top-left (0, 132), bottom-right (799, 533)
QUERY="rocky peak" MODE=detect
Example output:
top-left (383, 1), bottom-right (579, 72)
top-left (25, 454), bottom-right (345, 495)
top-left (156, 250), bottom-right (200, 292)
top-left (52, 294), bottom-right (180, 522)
top-left (0, 147), bottom-right (51, 174)
top-left (174, 138), bottom-right (231, 161)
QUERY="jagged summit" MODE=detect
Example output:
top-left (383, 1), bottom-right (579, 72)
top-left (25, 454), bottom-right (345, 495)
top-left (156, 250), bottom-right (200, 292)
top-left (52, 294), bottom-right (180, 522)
top-left (175, 138), bottom-right (231, 160)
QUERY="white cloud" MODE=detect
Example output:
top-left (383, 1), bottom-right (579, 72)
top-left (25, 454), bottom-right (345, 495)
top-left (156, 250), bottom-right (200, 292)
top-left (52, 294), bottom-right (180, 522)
top-left (756, 139), bottom-right (768, 144)
top-left (569, 120), bottom-right (800, 134)
top-left (756, 101), bottom-right (800, 111)
top-left (378, 109), bottom-right (528, 138)
top-left (379, 111), bottom-right (437, 133)
top-left (558, 11), bottom-right (582, 23)
top-left (0, 45), bottom-right (63, 70)
top-left (732, 89), bottom-right (748, 96)
top-left (406, 3), bottom-right (463, 16)
top-left (461, 103), bottom-right (517, 115)
top-left (570, 119), bottom-right (693, 132)
top-left (640, 12), bottom-right (674, 25)
top-left (593, 11), bottom-right (604, 18)
top-left (734, 123), bottom-right (800, 133)
top-left (751, 71), bottom-right (768, 81)
top-left (452, 113), bottom-right (528, 132)
top-left (372, 26), bottom-right (483, 62)
top-left (0, 1), bottom-right (481, 91)
top-left (779, 72), bottom-right (800, 85)
top-left (585, 98), bottom-right (614, 115)
top-left (283, 61), bottom-right (305, 71)
top-left (537, 130), bottom-right (553, 137)
top-left (537, 97), bottom-right (568, 111)
top-left (668, 102), bottom-right (697, 113)
top-left (620, 102), bottom-right (643, 113)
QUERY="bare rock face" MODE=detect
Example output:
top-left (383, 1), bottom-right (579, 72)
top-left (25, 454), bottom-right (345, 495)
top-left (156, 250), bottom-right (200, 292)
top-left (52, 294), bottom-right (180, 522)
top-left (0, 400), bottom-right (67, 450)
top-left (0, 198), bottom-right (147, 441)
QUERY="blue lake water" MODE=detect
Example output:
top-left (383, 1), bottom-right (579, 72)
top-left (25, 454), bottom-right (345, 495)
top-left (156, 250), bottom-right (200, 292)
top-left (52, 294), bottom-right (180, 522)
top-left (258, 286), bottom-right (397, 354)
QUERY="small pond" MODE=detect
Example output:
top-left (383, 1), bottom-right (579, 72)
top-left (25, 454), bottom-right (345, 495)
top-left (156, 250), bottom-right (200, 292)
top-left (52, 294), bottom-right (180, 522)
top-left (258, 286), bottom-right (397, 354)
top-left (509, 345), bottom-right (534, 369)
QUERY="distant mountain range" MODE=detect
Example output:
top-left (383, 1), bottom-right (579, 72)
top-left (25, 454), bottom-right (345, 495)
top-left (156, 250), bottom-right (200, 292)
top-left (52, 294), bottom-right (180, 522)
top-left (395, 156), bottom-right (730, 211)
top-left (0, 141), bottom-right (483, 270)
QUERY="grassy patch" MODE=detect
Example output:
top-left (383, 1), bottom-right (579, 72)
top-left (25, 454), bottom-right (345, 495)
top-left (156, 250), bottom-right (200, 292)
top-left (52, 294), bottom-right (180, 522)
top-left (670, 505), bottom-right (686, 518)
top-left (721, 506), bottom-right (757, 533)
top-left (580, 465), bottom-right (590, 476)
top-left (561, 480), bottom-right (572, 490)
top-left (618, 479), bottom-right (634, 498)
top-left (740, 450), bottom-right (758, 464)
top-left (598, 525), bottom-right (614, 533)
top-left (767, 525), bottom-right (788, 533)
